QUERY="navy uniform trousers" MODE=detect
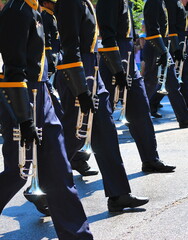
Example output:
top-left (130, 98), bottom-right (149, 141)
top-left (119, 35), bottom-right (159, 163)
top-left (0, 81), bottom-right (93, 240)
top-left (99, 39), bottom-right (160, 164)
top-left (144, 41), bottom-right (188, 123)
top-left (56, 52), bottom-right (131, 198)
top-left (180, 39), bottom-right (188, 107)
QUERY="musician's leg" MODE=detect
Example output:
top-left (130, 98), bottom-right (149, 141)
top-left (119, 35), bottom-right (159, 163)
top-left (31, 82), bottom-right (93, 240)
top-left (91, 92), bottom-right (131, 197)
top-left (180, 53), bottom-right (188, 107)
top-left (126, 78), bottom-right (160, 163)
top-left (0, 101), bottom-right (26, 214)
top-left (149, 92), bottom-right (164, 118)
top-left (55, 73), bottom-right (98, 176)
top-left (166, 64), bottom-right (188, 126)
top-left (143, 42), bottom-right (159, 99)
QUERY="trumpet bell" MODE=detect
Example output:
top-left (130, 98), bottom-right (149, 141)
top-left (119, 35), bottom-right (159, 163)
top-left (24, 177), bottom-right (45, 196)
top-left (24, 177), bottom-right (49, 215)
top-left (78, 142), bottom-right (94, 154)
top-left (157, 85), bottom-right (168, 95)
top-left (118, 112), bottom-right (128, 124)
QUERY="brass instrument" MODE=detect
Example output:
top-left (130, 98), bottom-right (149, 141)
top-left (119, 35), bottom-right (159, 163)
top-left (13, 89), bottom-right (48, 213)
top-left (113, 51), bottom-right (132, 124)
top-left (13, 89), bottom-right (42, 183)
top-left (175, 36), bottom-right (187, 84)
top-left (157, 40), bottom-right (171, 95)
top-left (75, 66), bottom-right (99, 154)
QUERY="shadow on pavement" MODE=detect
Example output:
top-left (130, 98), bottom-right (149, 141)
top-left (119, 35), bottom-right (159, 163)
top-left (1, 202), bottom-right (57, 240)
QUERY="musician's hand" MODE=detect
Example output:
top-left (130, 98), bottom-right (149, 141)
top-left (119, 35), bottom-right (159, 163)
top-left (48, 62), bottom-right (56, 73)
top-left (78, 90), bottom-right (95, 114)
top-left (114, 70), bottom-right (128, 91)
top-left (156, 52), bottom-right (168, 67)
top-left (20, 119), bottom-right (40, 148)
top-left (174, 49), bottom-right (185, 62)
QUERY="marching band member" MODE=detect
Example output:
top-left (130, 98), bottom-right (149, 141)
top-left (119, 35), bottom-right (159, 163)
top-left (96, 0), bottom-right (176, 173)
top-left (39, 0), bottom-right (60, 76)
top-left (150, 0), bottom-right (188, 117)
top-left (143, 0), bottom-right (188, 128)
top-left (39, 0), bottom-right (98, 176)
top-left (54, 0), bottom-right (149, 212)
top-left (0, 0), bottom-right (94, 239)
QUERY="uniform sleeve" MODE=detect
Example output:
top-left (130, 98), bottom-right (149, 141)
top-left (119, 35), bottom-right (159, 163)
top-left (42, 13), bottom-right (52, 49)
top-left (0, 8), bottom-right (32, 123)
top-left (167, 0), bottom-right (178, 35)
top-left (96, 0), bottom-right (120, 47)
top-left (144, 0), bottom-right (161, 37)
top-left (96, 0), bottom-right (124, 74)
top-left (42, 13), bottom-right (56, 67)
top-left (55, 0), bottom-right (83, 64)
top-left (0, 8), bottom-right (30, 82)
top-left (54, 0), bottom-right (88, 97)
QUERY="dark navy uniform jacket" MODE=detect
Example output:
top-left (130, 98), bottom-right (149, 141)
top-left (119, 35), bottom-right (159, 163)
top-left (55, 0), bottom-right (106, 94)
top-left (165, 0), bottom-right (186, 41)
top-left (0, 0), bottom-right (46, 84)
top-left (96, 0), bottom-right (139, 80)
top-left (41, 7), bottom-right (60, 67)
top-left (144, 0), bottom-right (168, 41)
top-left (96, 0), bottom-right (133, 47)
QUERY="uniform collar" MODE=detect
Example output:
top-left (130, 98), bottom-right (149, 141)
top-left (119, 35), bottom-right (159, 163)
top-left (24, 0), bottom-right (38, 10)
top-left (41, 7), bottom-right (54, 15)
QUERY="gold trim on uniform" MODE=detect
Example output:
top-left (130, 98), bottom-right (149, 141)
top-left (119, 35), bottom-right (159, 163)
top-left (164, 7), bottom-right (169, 37)
top-left (45, 47), bottom-right (52, 50)
top-left (98, 46), bottom-right (119, 52)
top-left (56, 62), bottom-right (83, 70)
top-left (24, 0), bottom-right (38, 10)
top-left (41, 7), bottom-right (54, 15)
top-left (0, 74), bottom-right (4, 79)
top-left (86, 0), bottom-right (99, 53)
top-left (126, 8), bottom-right (131, 38)
top-left (38, 47), bottom-right (45, 82)
top-left (145, 34), bottom-right (162, 40)
top-left (168, 33), bottom-right (178, 37)
top-left (0, 82), bottom-right (27, 88)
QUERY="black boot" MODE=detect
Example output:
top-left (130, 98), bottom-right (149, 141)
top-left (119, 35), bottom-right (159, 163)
top-left (108, 193), bottom-right (149, 212)
top-left (24, 190), bottom-right (50, 216)
top-left (71, 160), bottom-right (99, 176)
top-left (142, 160), bottom-right (176, 173)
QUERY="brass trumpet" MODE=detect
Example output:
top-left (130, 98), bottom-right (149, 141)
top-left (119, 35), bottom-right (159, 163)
top-left (13, 89), bottom-right (47, 213)
top-left (75, 66), bottom-right (99, 154)
top-left (113, 51), bottom-right (132, 124)
top-left (175, 36), bottom-right (187, 84)
top-left (157, 40), bottom-right (171, 95)
top-left (13, 89), bottom-right (42, 182)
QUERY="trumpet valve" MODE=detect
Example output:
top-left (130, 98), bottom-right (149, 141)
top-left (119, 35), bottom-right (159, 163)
top-left (112, 76), bottom-right (116, 85)
top-left (75, 97), bottom-right (80, 107)
top-left (13, 127), bottom-right (21, 141)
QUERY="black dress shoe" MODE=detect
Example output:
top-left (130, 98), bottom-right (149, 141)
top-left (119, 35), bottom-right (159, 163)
top-left (108, 193), bottom-right (149, 212)
top-left (151, 111), bottom-right (162, 118)
top-left (71, 161), bottom-right (99, 176)
top-left (24, 191), bottom-right (50, 216)
top-left (158, 103), bottom-right (163, 108)
top-left (142, 160), bottom-right (176, 173)
top-left (179, 120), bottom-right (188, 128)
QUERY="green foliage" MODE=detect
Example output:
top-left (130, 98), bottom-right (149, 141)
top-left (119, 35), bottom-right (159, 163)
top-left (2, 0), bottom-right (7, 4)
top-left (130, 0), bottom-right (145, 32)
top-left (91, 0), bottom-right (97, 6)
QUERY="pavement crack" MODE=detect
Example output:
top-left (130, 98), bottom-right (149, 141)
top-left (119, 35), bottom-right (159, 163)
top-left (113, 195), bottom-right (188, 239)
